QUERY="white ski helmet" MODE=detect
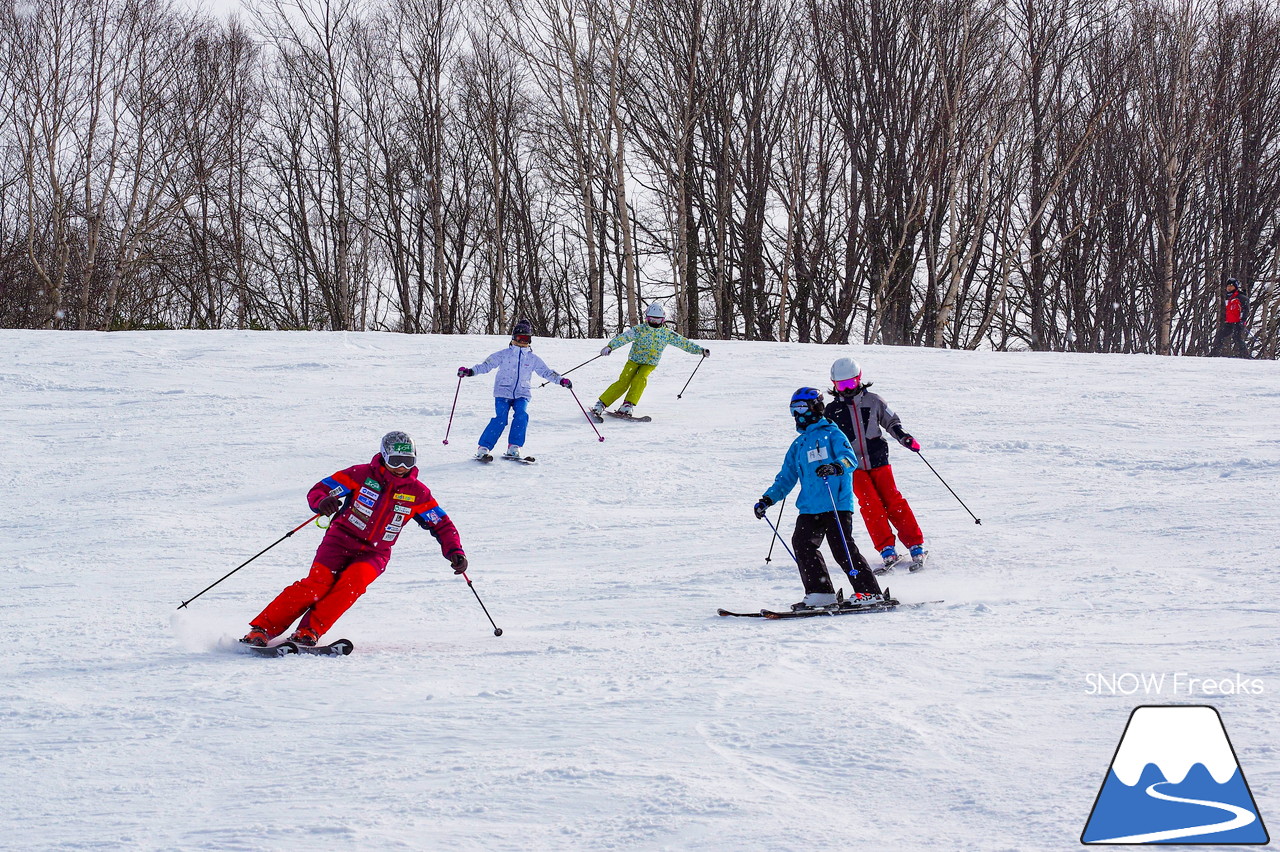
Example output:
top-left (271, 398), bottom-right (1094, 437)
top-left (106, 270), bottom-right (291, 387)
top-left (830, 357), bottom-right (862, 389)
top-left (380, 430), bottom-right (417, 469)
top-left (645, 303), bottom-right (666, 323)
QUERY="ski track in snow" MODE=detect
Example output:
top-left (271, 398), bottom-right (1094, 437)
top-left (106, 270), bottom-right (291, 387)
top-left (1, 330), bottom-right (1277, 851)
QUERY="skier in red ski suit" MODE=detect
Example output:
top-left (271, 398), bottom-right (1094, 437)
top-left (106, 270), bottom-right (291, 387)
top-left (240, 432), bottom-right (466, 647)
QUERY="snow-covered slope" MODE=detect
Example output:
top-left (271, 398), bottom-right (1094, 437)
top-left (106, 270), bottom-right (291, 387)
top-left (1, 330), bottom-right (1276, 851)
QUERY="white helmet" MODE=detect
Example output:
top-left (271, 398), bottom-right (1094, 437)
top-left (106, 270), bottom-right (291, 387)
top-left (830, 357), bottom-right (862, 390)
top-left (645, 303), bottom-right (666, 322)
top-left (380, 431), bottom-right (417, 469)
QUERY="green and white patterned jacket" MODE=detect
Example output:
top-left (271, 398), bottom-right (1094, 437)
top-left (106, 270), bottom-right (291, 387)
top-left (606, 323), bottom-right (705, 366)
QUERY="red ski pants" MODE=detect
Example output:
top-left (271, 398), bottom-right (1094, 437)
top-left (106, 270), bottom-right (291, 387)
top-left (251, 535), bottom-right (388, 639)
top-left (853, 464), bottom-right (923, 552)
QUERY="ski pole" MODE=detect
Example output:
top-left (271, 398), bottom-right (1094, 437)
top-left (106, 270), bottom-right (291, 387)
top-left (442, 373), bottom-right (463, 445)
top-left (916, 450), bottom-right (982, 524)
top-left (764, 497), bottom-right (787, 563)
top-left (461, 571), bottom-right (503, 636)
top-left (821, 476), bottom-right (863, 579)
top-left (539, 352), bottom-right (605, 387)
top-left (761, 513), bottom-right (798, 563)
top-left (676, 355), bottom-right (706, 399)
top-left (177, 514), bottom-right (321, 609)
top-left (566, 385), bottom-right (606, 442)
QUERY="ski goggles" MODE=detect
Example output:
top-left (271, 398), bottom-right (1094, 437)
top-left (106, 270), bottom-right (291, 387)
top-left (833, 377), bottom-right (861, 392)
top-left (790, 400), bottom-right (815, 415)
top-left (385, 454), bottom-right (415, 469)
top-left (512, 334), bottom-right (532, 344)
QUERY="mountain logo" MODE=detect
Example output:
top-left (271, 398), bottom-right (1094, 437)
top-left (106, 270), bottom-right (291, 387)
top-left (1081, 705), bottom-right (1269, 845)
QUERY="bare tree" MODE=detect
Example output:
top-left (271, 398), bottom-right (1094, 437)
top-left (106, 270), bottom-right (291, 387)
top-left (254, 0), bottom-right (365, 330)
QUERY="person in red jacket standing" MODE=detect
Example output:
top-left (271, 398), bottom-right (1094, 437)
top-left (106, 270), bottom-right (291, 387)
top-left (240, 431), bottom-right (466, 647)
top-left (1212, 278), bottom-right (1251, 358)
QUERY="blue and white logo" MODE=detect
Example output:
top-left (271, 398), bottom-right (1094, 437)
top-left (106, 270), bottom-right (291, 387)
top-left (1082, 705), bottom-right (1269, 845)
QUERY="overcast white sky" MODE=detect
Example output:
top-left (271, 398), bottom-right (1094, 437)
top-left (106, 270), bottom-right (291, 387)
top-left (184, 0), bottom-right (247, 19)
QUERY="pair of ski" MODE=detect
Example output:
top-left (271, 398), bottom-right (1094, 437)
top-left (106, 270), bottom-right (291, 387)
top-left (874, 550), bottom-right (928, 576)
top-left (719, 592), bottom-right (942, 620)
top-left (589, 409), bottom-right (652, 424)
top-left (476, 453), bottom-right (536, 465)
top-left (243, 638), bottom-right (354, 657)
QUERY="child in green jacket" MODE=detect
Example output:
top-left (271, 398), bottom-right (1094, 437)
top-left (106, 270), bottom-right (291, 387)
top-left (590, 303), bottom-right (709, 420)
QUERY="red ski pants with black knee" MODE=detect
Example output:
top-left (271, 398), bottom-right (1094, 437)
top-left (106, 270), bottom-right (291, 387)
top-left (853, 463), bottom-right (923, 552)
top-left (251, 531), bottom-right (389, 639)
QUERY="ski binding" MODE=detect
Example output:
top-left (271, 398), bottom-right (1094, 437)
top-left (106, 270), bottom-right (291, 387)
top-left (502, 454), bottom-right (536, 464)
top-left (242, 638), bottom-right (354, 656)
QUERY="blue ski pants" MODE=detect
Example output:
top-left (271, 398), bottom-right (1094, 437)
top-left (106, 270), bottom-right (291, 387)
top-left (479, 397), bottom-right (530, 449)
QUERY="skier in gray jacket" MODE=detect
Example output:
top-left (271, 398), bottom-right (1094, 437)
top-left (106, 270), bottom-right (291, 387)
top-left (823, 358), bottom-right (927, 571)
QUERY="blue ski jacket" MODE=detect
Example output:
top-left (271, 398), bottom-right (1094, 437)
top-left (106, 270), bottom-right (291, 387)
top-left (762, 419), bottom-right (858, 514)
top-left (470, 345), bottom-right (561, 400)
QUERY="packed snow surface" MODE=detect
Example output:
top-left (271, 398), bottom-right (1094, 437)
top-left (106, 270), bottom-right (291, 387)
top-left (2, 330), bottom-right (1276, 851)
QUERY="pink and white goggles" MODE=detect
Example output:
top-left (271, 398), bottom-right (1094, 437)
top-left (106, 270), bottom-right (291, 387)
top-left (833, 376), bottom-right (861, 392)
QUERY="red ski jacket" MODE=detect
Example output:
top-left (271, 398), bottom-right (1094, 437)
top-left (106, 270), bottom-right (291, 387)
top-left (307, 455), bottom-right (462, 558)
top-left (1225, 291), bottom-right (1245, 324)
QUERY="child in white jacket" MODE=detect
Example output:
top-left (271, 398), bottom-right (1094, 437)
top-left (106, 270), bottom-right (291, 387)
top-left (459, 319), bottom-right (571, 460)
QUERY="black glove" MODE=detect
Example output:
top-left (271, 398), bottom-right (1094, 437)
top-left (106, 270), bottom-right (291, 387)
top-left (899, 433), bottom-right (920, 452)
top-left (559, 377), bottom-right (572, 389)
top-left (448, 550), bottom-right (468, 574)
top-left (315, 495), bottom-right (342, 516)
top-left (753, 496), bottom-right (774, 519)
top-left (458, 367), bottom-right (474, 377)
top-left (702, 348), bottom-right (710, 358)
top-left (815, 462), bottom-right (844, 477)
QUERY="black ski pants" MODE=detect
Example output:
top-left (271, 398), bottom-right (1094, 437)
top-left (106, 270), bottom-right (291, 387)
top-left (792, 511), bottom-right (880, 596)
top-left (1212, 322), bottom-right (1249, 358)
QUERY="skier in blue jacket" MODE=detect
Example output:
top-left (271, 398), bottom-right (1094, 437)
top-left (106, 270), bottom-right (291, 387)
top-left (754, 388), bottom-right (880, 609)
top-left (459, 319), bottom-right (572, 461)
